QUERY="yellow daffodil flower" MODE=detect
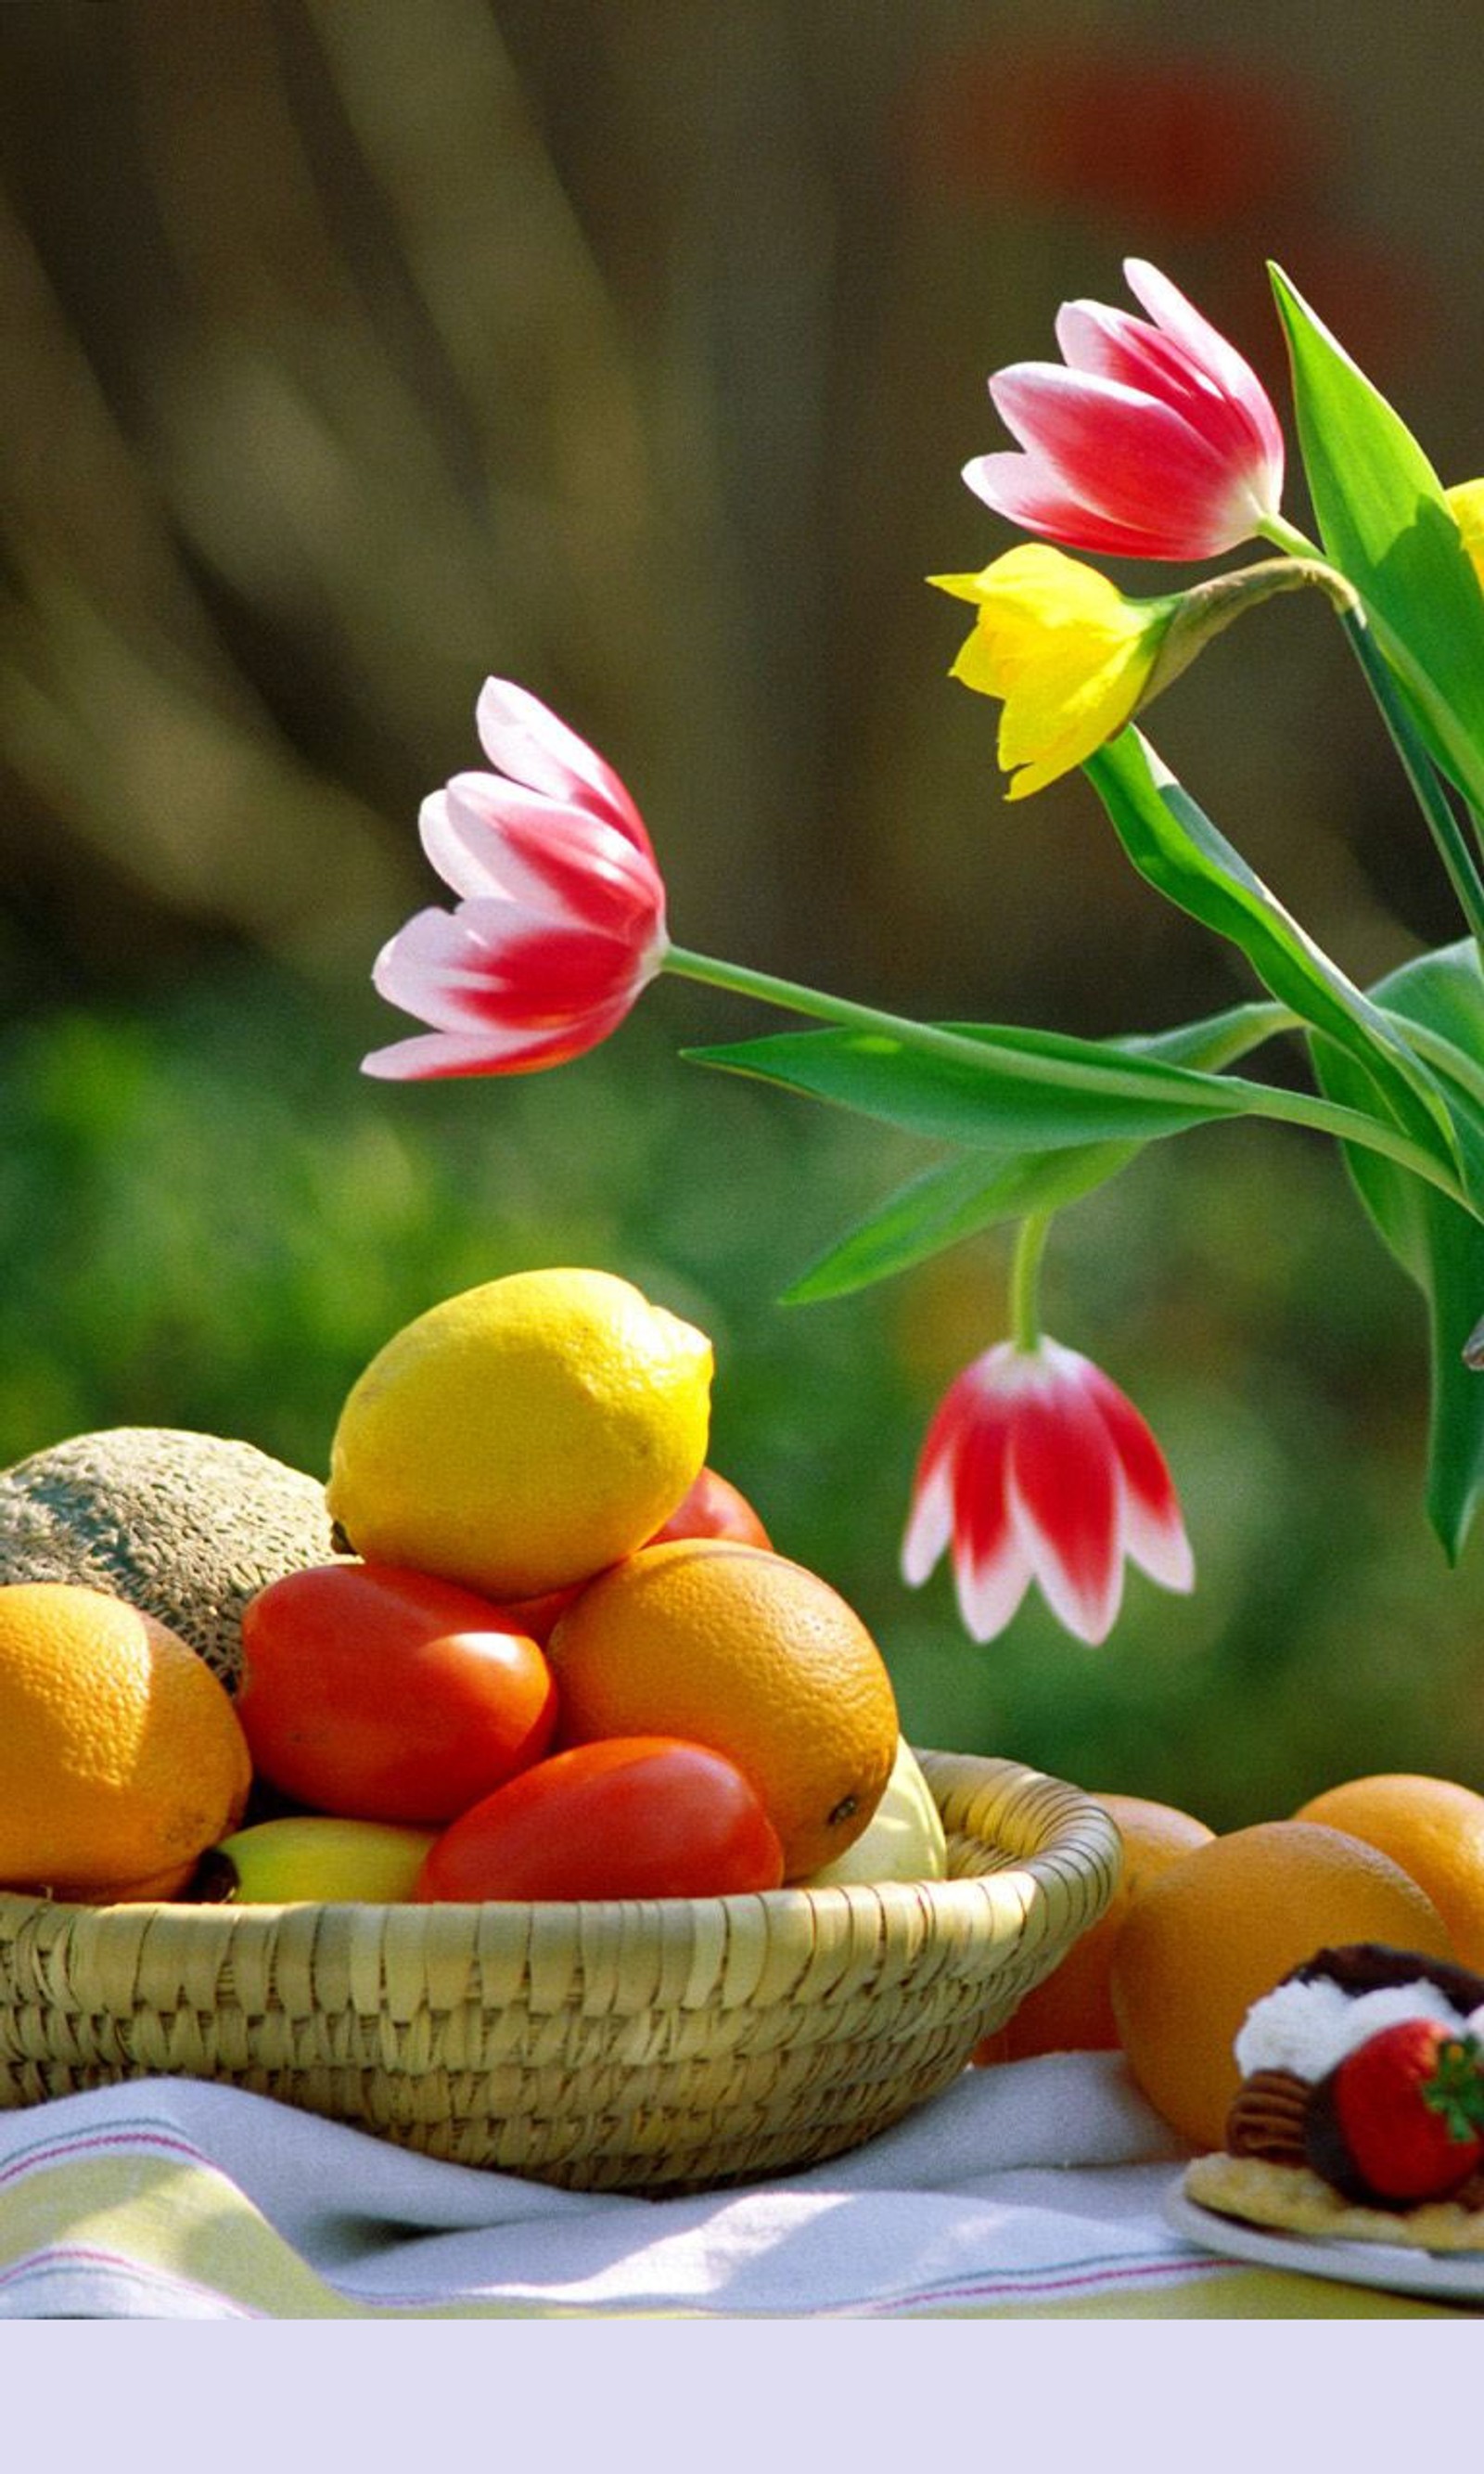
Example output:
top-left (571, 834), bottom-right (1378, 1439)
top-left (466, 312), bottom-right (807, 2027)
top-left (1447, 480), bottom-right (1484, 588)
top-left (931, 545), bottom-right (1178, 800)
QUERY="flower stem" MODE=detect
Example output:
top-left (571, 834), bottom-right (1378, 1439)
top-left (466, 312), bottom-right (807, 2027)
top-left (1256, 517), bottom-right (1484, 960)
top-left (1009, 1214), bottom-right (1050, 1352)
top-left (1393, 1016), bottom-right (1484, 1116)
top-left (1337, 610), bottom-right (1484, 964)
top-left (1257, 511), bottom-right (1325, 563)
top-left (661, 946), bottom-right (1475, 1210)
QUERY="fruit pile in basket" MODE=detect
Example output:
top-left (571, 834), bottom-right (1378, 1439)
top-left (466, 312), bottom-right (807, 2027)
top-left (0, 1267), bottom-right (948, 1909)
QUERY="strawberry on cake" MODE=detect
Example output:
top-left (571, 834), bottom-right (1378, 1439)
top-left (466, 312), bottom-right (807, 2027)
top-left (1183, 1943), bottom-right (1484, 2252)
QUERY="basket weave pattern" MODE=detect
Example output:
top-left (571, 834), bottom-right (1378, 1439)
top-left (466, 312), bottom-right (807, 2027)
top-left (0, 1752), bottom-right (1119, 2192)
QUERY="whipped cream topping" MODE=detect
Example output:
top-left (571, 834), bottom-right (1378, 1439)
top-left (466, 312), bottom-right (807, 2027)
top-left (1235, 1976), bottom-right (1484, 2082)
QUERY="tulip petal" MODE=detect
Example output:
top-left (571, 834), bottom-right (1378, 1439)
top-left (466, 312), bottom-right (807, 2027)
top-left (1054, 299), bottom-right (1247, 430)
top-left (423, 783), bottom-right (662, 934)
top-left (1055, 299), bottom-right (1216, 405)
top-left (1080, 1361), bottom-right (1196, 1592)
top-left (1004, 1365), bottom-right (1124, 1645)
top-left (965, 261), bottom-right (1283, 559)
top-left (990, 367), bottom-right (1250, 545)
top-left (1122, 1492), bottom-right (1196, 1594)
top-left (418, 779), bottom-right (581, 902)
top-left (475, 678), bottom-right (654, 855)
top-left (1123, 258), bottom-right (1286, 480)
top-left (366, 682), bottom-right (667, 1083)
top-left (370, 904), bottom-right (483, 1022)
top-left (1053, 301), bottom-right (1273, 481)
top-left (362, 1012), bottom-right (629, 1079)
top-left (900, 1330), bottom-right (1193, 1648)
top-left (900, 1452), bottom-right (954, 1588)
top-left (955, 1532), bottom-right (1034, 1643)
top-left (947, 1389), bottom-right (1035, 1640)
top-left (962, 454), bottom-right (1181, 558)
top-left (902, 1363), bottom-right (1033, 1640)
top-left (376, 901), bottom-right (655, 1028)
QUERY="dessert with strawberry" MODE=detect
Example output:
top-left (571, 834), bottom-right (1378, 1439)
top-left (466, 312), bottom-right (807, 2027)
top-left (1183, 1943), bottom-right (1484, 2252)
top-left (1306, 2015), bottom-right (1484, 2206)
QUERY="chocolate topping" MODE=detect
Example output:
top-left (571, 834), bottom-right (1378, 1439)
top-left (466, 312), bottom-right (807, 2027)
top-left (1302, 2067), bottom-right (1398, 2207)
top-left (1284, 1942), bottom-right (1484, 2017)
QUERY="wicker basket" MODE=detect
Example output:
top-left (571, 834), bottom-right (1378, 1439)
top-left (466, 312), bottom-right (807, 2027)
top-left (0, 1751), bottom-right (1119, 2194)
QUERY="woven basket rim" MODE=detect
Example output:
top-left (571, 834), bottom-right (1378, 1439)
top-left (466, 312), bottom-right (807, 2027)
top-left (0, 1750), bottom-right (1123, 2191)
top-left (0, 1749), bottom-right (1120, 1933)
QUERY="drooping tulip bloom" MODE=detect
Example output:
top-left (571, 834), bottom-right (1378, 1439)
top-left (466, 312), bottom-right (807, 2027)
top-left (364, 679), bottom-right (668, 1080)
top-left (966, 257), bottom-right (1285, 561)
top-left (933, 545), bottom-right (1179, 797)
top-left (902, 1338), bottom-right (1195, 1646)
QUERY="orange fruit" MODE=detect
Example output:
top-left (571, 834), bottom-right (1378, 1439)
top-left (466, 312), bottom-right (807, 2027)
top-left (1292, 1773), bottom-right (1484, 1971)
top-left (0, 1581), bottom-right (252, 1901)
top-left (977, 1791), bottom-right (1215, 2064)
top-left (1107, 1819), bottom-right (1455, 2151)
top-left (545, 1539), bottom-right (899, 1878)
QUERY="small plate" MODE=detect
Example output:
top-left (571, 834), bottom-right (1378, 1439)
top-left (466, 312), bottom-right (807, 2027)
top-left (1164, 2185), bottom-right (1484, 2307)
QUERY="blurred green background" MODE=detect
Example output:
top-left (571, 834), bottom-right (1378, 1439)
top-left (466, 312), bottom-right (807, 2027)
top-left (3, 1), bottom-right (1484, 1828)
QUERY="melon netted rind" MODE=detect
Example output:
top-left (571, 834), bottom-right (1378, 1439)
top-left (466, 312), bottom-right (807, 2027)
top-left (0, 1428), bottom-right (339, 1692)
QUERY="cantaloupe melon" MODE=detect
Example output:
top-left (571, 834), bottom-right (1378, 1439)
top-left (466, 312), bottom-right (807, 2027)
top-left (0, 1428), bottom-right (339, 1692)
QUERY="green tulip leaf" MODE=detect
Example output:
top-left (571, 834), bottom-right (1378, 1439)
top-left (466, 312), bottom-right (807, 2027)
top-left (1085, 728), bottom-right (1459, 1166)
top-left (1311, 939), bottom-right (1484, 1560)
top-left (782, 1002), bottom-right (1294, 1303)
top-left (781, 1145), bottom-right (1138, 1304)
top-left (685, 995), bottom-right (1454, 1210)
top-left (1270, 263), bottom-right (1484, 820)
top-left (689, 1017), bottom-right (1261, 1155)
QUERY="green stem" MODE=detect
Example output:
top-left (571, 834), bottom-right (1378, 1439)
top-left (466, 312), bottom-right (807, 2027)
top-left (1395, 1016), bottom-right (1484, 1119)
top-left (1256, 516), bottom-right (1484, 960)
top-left (661, 946), bottom-right (1476, 1210)
top-left (1256, 511), bottom-right (1324, 563)
top-left (1145, 1073), bottom-right (1466, 1198)
top-left (1338, 611), bottom-right (1484, 962)
top-left (1009, 1215), bottom-right (1050, 1352)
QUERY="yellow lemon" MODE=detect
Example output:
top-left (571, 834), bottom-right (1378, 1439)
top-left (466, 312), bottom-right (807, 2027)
top-left (326, 1268), bottom-right (713, 1599)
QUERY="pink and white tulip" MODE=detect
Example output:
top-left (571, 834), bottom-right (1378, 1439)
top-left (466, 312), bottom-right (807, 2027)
top-left (965, 258), bottom-right (1285, 561)
top-left (902, 1337), bottom-right (1194, 1645)
top-left (364, 680), bottom-right (668, 1080)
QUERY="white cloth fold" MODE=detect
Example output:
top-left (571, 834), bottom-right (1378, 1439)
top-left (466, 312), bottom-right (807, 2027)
top-left (0, 2054), bottom-right (1240, 2318)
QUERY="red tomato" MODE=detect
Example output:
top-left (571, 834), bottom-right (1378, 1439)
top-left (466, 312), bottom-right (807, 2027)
top-left (237, 1564), bottom-right (558, 1824)
top-left (497, 1582), bottom-right (582, 1645)
top-left (415, 1737), bottom-right (786, 1901)
top-left (647, 1466), bottom-right (773, 1550)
